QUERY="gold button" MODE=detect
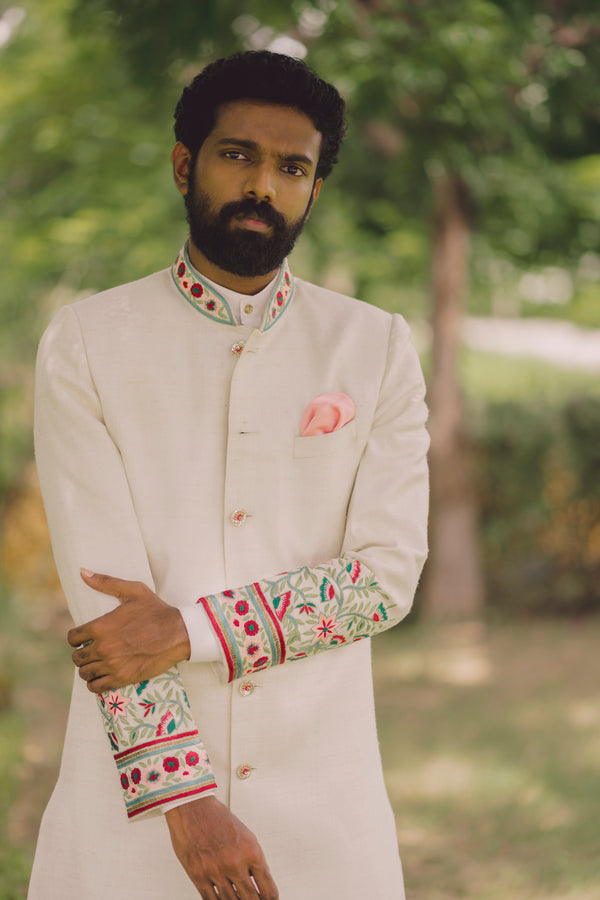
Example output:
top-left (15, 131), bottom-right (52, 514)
top-left (244, 303), bottom-right (254, 314)
top-left (231, 341), bottom-right (245, 356)
top-left (236, 764), bottom-right (253, 780)
top-left (239, 680), bottom-right (255, 696)
top-left (231, 509), bottom-right (247, 527)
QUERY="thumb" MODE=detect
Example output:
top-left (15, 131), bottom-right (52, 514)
top-left (79, 568), bottom-right (135, 603)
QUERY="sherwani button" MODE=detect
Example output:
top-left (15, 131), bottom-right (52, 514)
top-left (231, 341), bottom-right (245, 356)
top-left (231, 509), bottom-right (248, 526)
top-left (236, 764), bottom-right (254, 780)
top-left (239, 680), bottom-right (255, 696)
top-left (244, 303), bottom-right (254, 314)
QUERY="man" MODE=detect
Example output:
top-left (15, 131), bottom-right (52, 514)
top-left (30, 50), bottom-right (429, 900)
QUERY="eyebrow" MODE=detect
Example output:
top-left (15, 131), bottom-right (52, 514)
top-left (215, 137), bottom-right (315, 168)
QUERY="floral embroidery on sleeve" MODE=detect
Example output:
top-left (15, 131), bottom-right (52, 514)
top-left (96, 667), bottom-right (216, 819)
top-left (198, 557), bottom-right (397, 682)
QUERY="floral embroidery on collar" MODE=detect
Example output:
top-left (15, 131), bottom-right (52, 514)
top-left (263, 264), bottom-right (294, 332)
top-left (171, 244), bottom-right (294, 331)
top-left (171, 245), bottom-right (236, 325)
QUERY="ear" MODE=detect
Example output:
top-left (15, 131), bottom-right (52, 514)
top-left (171, 142), bottom-right (192, 196)
top-left (305, 177), bottom-right (323, 219)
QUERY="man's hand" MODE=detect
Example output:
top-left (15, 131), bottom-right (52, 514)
top-left (68, 570), bottom-right (191, 693)
top-left (166, 796), bottom-right (279, 900)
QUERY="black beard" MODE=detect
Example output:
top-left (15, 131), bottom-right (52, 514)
top-left (184, 179), bottom-right (309, 278)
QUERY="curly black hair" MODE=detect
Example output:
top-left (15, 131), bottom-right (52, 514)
top-left (174, 50), bottom-right (346, 181)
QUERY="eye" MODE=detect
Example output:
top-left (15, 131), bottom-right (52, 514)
top-left (282, 164), bottom-right (307, 177)
top-left (222, 150), bottom-right (249, 161)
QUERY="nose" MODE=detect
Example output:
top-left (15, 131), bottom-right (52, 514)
top-left (243, 161), bottom-right (275, 203)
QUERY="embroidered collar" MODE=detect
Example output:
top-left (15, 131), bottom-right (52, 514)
top-left (171, 244), bottom-right (294, 332)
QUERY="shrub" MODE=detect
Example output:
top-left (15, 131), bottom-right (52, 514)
top-left (474, 394), bottom-right (600, 615)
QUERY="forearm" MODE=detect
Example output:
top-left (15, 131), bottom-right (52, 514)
top-left (35, 305), bottom-right (216, 819)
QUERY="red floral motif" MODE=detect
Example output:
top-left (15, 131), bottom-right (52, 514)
top-left (104, 689), bottom-right (131, 720)
top-left (191, 283), bottom-right (203, 297)
top-left (319, 579), bottom-right (336, 603)
top-left (177, 262), bottom-right (185, 277)
top-left (183, 281), bottom-right (188, 288)
top-left (206, 300), bottom-right (216, 310)
top-left (223, 590), bottom-right (234, 598)
top-left (185, 751), bottom-right (199, 767)
top-left (246, 641), bottom-right (261, 657)
top-left (142, 766), bottom-right (164, 787)
top-left (276, 291), bottom-right (284, 306)
top-left (156, 710), bottom-right (174, 736)
top-left (272, 590), bottom-right (291, 621)
top-left (163, 756), bottom-right (180, 773)
top-left (120, 773), bottom-right (129, 790)
top-left (253, 656), bottom-right (269, 668)
top-left (347, 560), bottom-right (361, 583)
top-left (139, 699), bottom-right (156, 718)
top-left (375, 602), bottom-right (389, 622)
top-left (297, 602), bottom-right (316, 615)
top-left (244, 619), bottom-right (259, 636)
top-left (131, 768), bottom-right (142, 784)
top-left (311, 614), bottom-right (340, 644)
top-left (235, 599), bottom-right (249, 615)
top-left (232, 618), bottom-right (240, 627)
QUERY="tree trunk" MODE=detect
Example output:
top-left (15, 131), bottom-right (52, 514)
top-left (423, 174), bottom-right (484, 618)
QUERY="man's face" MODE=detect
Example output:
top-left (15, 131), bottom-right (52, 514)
top-left (178, 100), bottom-right (323, 278)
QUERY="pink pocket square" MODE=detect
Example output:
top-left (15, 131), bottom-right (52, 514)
top-left (300, 392), bottom-right (356, 437)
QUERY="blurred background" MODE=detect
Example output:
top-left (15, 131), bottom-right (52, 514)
top-left (1, 1), bottom-right (599, 897)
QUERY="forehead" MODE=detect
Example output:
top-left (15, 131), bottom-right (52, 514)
top-left (207, 99), bottom-right (322, 161)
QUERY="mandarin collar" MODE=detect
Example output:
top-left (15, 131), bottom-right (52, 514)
top-left (171, 244), bottom-right (295, 332)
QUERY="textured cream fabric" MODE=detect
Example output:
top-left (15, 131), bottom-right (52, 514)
top-left (29, 264), bottom-right (429, 899)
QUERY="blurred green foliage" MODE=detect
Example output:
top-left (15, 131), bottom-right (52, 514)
top-left (1, 0), bottom-right (600, 613)
top-left (476, 393), bottom-right (600, 615)
top-left (1, 0), bottom-right (599, 363)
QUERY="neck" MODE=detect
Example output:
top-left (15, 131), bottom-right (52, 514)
top-left (187, 238), bottom-right (279, 295)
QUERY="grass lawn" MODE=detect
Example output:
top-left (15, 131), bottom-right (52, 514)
top-left (2, 611), bottom-right (599, 899)
top-left (375, 619), bottom-right (600, 900)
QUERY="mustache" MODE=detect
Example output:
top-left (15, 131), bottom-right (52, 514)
top-left (218, 198), bottom-right (286, 230)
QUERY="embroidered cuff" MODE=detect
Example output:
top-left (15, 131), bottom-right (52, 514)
top-left (96, 666), bottom-right (217, 819)
top-left (198, 556), bottom-right (397, 683)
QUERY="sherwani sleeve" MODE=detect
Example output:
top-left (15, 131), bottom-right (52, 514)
top-left (194, 314), bottom-right (430, 682)
top-left (34, 305), bottom-right (217, 819)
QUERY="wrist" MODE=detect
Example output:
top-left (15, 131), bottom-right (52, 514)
top-left (165, 793), bottom-right (218, 823)
top-left (169, 607), bottom-right (191, 663)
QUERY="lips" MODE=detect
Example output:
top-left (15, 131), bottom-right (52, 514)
top-left (234, 214), bottom-right (271, 232)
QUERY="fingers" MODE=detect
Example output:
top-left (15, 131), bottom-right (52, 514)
top-left (71, 641), bottom-right (97, 666)
top-left (67, 625), bottom-right (91, 648)
top-left (250, 866), bottom-right (279, 900)
top-left (233, 877), bottom-right (264, 899)
top-left (197, 885), bottom-right (221, 900)
top-left (200, 878), bottom-right (263, 900)
top-left (70, 642), bottom-right (114, 693)
top-left (212, 883), bottom-right (238, 900)
top-left (85, 674), bottom-right (114, 694)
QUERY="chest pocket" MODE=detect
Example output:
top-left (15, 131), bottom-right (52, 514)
top-left (293, 420), bottom-right (358, 459)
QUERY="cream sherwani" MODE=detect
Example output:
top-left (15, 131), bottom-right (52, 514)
top-left (29, 245), bottom-right (429, 899)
